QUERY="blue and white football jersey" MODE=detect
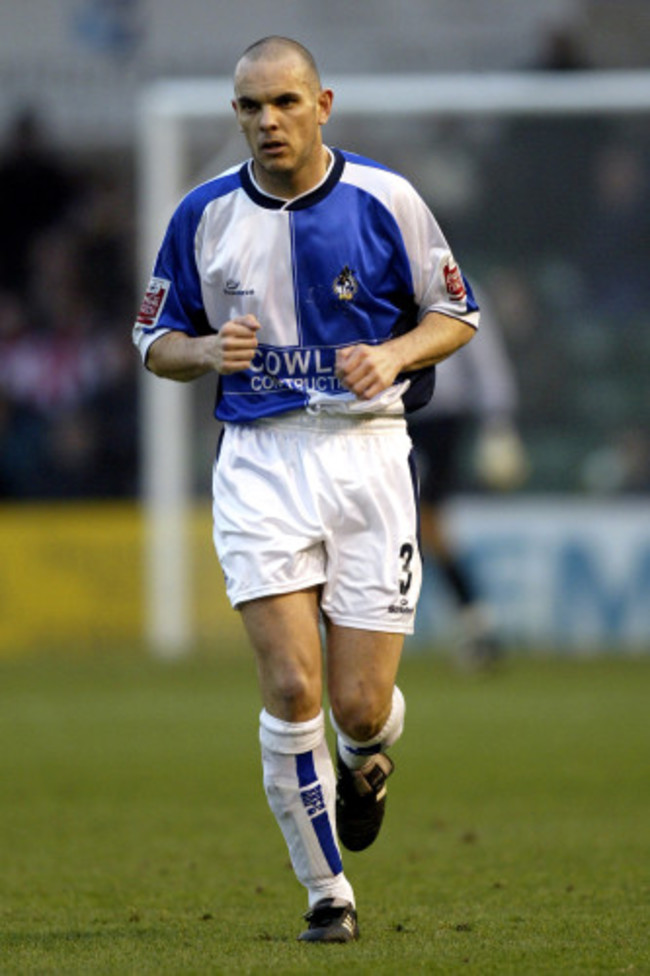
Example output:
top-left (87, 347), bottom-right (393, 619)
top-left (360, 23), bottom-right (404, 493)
top-left (133, 147), bottom-right (479, 423)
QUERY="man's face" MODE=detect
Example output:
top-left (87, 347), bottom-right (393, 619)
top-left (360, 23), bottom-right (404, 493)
top-left (232, 52), bottom-right (333, 197)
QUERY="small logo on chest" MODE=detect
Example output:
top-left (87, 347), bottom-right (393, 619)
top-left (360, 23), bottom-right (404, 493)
top-left (224, 278), bottom-right (255, 296)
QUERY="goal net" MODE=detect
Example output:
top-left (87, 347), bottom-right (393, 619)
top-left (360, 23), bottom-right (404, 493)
top-left (136, 70), bottom-right (650, 656)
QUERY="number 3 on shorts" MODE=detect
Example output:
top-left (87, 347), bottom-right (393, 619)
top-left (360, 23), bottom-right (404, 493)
top-left (399, 542), bottom-right (414, 596)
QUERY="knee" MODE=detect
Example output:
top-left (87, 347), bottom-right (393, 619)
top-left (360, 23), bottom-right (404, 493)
top-left (266, 662), bottom-right (321, 723)
top-left (330, 687), bottom-right (388, 743)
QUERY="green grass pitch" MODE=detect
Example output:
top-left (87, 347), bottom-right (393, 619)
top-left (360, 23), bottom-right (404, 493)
top-left (1, 644), bottom-right (649, 975)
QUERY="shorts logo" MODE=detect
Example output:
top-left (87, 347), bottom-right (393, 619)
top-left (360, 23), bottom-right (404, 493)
top-left (443, 260), bottom-right (466, 301)
top-left (333, 265), bottom-right (359, 302)
top-left (137, 276), bottom-right (170, 327)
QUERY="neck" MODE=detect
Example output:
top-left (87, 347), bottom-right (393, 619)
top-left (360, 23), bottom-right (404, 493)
top-left (253, 146), bottom-right (331, 200)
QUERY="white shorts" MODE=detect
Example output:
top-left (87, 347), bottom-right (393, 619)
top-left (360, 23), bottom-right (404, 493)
top-left (212, 412), bottom-right (422, 634)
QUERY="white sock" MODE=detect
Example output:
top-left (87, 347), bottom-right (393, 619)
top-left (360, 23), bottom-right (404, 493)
top-left (331, 685), bottom-right (405, 770)
top-left (259, 709), bottom-right (355, 908)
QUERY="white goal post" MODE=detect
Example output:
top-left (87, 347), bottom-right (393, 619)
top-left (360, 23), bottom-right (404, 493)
top-left (136, 70), bottom-right (650, 657)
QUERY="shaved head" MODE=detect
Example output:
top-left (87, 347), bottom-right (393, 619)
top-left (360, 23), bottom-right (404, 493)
top-left (231, 36), bottom-right (333, 199)
top-left (235, 36), bottom-right (322, 92)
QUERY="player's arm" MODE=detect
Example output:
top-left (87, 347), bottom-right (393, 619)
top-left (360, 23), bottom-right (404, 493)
top-left (146, 315), bottom-right (261, 381)
top-left (336, 311), bottom-right (475, 401)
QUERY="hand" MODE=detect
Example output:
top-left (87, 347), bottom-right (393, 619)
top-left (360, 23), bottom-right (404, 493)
top-left (146, 315), bottom-right (261, 382)
top-left (335, 343), bottom-right (399, 400)
top-left (474, 421), bottom-right (529, 491)
top-left (207, 315), bottom-right (261, 374)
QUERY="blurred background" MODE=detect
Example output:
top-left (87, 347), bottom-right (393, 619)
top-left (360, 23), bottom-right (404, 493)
top-left (1, 0), bottom-right (649, 657)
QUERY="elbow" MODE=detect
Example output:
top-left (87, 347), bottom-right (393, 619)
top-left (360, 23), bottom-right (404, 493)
top-left (145, 348), bottom-right (164, 377)
top-left (454, 321), bottom-right (478, 352)
top-left (143, 332), bottom-right (175, 378)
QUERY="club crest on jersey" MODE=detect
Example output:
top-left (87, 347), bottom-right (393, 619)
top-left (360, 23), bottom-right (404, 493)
top-left (333, 265), bottom-right (359, 302)
top-left (137, 276), bottom-right (170, 327)
top-left (443, 260), bottom-right (466, 302)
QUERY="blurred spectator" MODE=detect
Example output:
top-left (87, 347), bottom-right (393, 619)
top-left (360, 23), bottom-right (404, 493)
top-left (408, 291), bottom-right (528, 667)
top-left (73, 0), bottom-right (144, 61)
top-left (578, 142), bottom-right (650, 316)
top-left (0, 393), bottom-right (47, 496)
top-left (0, 281), bottom-right (137, 497)
top-left (0, 109), bottom-right (138, 499)
top-left (480, 25), bottom-right (610, 261)
top-left (0, 110), bottom-right (80, 301)
top-left (533, 25), bottom-right (591, 72)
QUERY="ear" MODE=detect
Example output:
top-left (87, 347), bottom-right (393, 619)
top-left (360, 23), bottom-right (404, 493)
top-left (317, 88), bottom-right (334, 126)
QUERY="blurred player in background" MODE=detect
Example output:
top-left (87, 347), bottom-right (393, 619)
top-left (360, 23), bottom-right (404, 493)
top-left (408, 291), bottom-right (528, 667)
top-left (133, 37), bottom-right (478, 942)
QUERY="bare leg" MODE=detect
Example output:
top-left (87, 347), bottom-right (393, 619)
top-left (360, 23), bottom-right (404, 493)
top-left (240, 587), bottom-right (323, 721)
top-left (325, 621), bottom-right (404, 741)
top-left (325, 621), bottom-right (405, 851)
top-left (240, 588), bottom-right (354, 910)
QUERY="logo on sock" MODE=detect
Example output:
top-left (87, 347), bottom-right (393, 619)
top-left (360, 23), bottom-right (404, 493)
top-left (300, 785), bottom-right (326, 818)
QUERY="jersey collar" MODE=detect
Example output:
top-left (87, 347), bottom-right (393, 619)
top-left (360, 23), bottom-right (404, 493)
top-left (239, 147), bottom-right (345, 211)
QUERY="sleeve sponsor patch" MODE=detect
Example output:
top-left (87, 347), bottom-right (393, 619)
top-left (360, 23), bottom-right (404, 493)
top-left (136, 276), bottom-right (171, 328)
top-left (443, 260), bottom-right (467, 302)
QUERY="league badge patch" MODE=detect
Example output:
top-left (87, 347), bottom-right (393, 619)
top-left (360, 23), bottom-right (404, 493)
top-left (443, 260), bottom-right (466, 302)
top-left (137, 276), bottom-right (171, 327)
